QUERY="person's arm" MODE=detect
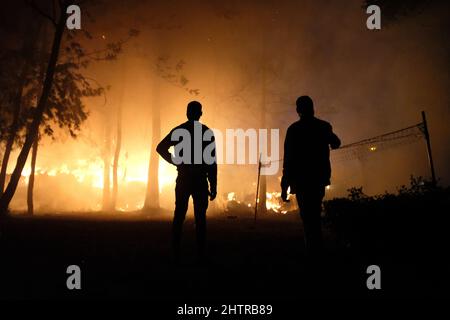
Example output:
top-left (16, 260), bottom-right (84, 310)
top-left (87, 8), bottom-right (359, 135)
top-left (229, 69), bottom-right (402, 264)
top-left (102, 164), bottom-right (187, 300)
top-left (156, 130), bottom-right (177, 165)
top-left (281, 127), bottom-right (292, 202)
top-left (208, 162), bottom-right (217, 200)
top-left (206, 133), bottom-right (217, 201)
top-left (328, 124), bottom-right (341, 150)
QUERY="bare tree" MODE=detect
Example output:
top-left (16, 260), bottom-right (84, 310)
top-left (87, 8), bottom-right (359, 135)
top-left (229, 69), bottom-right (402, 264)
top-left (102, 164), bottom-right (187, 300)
top-left (144, 78), bottom-right (161, 209)
top-left (102, 115), bottom-right (112, 211)
top-left (111, 66), bottom-right (125, 210)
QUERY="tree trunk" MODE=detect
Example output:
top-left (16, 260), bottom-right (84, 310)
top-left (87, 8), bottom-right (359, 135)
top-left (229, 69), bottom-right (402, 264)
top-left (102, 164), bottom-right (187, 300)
top-left (27, 136), bottom-right (39, 215)
top-left (111, 60), bottom-right (126, 210)
top-left (144, 79), bottom-right (160, 210)
top-left (0, 4), bottom-right (67, 215)
top-left (111, 103), bottom-right (122, 210)
top-left (258, 51), bottom-right (267, 215)
top-left (0, 110), bottom-right (19, 195)
top-left (26, 22), bottom-right (49, 216)
top-left (102, 118), bottom-right (112, 211)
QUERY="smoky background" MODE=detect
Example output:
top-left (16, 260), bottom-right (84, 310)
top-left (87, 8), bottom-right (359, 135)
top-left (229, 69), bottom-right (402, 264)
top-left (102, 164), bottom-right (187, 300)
top-left (1, 0), bottom-right (448, 214)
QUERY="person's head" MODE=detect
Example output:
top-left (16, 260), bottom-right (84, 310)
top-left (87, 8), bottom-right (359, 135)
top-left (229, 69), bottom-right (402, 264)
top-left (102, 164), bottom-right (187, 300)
top-left (296, 95), bottom-right (314, 118)
top-left (186, 100), bottom-right (202, 121)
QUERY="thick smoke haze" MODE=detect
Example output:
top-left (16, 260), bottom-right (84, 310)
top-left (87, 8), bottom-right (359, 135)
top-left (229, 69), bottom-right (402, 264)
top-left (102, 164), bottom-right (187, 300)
top-left (2, 0), bottom-right (449, 213)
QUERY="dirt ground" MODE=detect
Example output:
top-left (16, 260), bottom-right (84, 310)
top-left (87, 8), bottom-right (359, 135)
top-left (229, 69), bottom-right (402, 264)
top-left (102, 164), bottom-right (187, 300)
top-left (0, 210), bottom-right (445, 300)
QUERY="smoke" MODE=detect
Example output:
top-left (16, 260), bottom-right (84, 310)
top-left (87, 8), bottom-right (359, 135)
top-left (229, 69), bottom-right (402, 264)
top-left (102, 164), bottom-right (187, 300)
top-left (3, 0), bottom-right (449, 213)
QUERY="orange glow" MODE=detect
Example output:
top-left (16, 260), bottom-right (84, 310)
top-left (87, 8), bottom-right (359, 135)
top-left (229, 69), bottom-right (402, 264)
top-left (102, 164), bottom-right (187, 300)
top-left (20, 156), bottom-right (176, 192)
top-left (266, 191), bottom-right (282, 213)
top-left (16, 154), bottom-right (177, 214)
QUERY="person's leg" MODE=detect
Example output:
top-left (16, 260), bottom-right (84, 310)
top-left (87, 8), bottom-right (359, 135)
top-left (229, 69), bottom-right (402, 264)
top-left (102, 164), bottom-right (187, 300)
top-left (173, 181), bottom-right (190, 260)
top-left (192, 186), bottom-right (209, 259)
top-left (311, 186), bottom-right (325, 253)
top-left (297, 192), bottom-right (313, 254)
top-left (298, 186), bottom-right (325, 256)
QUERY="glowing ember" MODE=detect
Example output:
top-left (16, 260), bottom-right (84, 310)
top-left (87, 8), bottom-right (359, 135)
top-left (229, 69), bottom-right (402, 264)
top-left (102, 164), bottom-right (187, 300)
top-left (227, 192), bottom-right (236, 201)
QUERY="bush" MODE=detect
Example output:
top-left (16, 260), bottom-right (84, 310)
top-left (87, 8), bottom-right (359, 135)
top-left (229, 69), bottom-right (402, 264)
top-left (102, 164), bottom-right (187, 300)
top-left (323, 176), bottom-right (450, 255)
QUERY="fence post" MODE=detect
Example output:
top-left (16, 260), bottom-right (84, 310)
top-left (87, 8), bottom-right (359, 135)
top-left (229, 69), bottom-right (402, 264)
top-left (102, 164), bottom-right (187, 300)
top-left (254, 154), bottom-right (262, 226)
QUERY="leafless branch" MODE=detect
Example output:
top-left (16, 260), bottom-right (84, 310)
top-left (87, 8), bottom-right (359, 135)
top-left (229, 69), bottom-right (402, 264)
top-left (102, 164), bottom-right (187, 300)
top-left (27, 0), bottom-right (57, 27)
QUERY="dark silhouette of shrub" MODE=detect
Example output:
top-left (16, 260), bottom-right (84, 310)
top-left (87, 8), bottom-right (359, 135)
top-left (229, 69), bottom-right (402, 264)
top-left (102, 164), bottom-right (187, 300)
top-left (323, 176), bottom-right (450, 256)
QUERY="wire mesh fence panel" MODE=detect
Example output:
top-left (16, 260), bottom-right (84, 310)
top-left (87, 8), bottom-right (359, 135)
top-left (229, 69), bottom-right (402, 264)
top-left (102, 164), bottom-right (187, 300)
top-left (258, 122), bottom-right (425, 166)
top-left (331, 123), bottom-right (425, 163)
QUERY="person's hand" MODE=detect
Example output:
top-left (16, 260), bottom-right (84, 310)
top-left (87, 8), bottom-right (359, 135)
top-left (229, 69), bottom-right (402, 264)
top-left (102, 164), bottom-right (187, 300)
top-left (280, 176), bottom-right (290, 202)
top-left (209, 188), bottom-right (217, 201)
top-left (281, 188), bottom-right (290, 202)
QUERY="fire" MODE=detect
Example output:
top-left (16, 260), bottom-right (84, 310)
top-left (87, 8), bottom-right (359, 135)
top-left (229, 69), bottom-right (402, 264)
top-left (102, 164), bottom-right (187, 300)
top-left (15, 156), bottom-right (178, 212)
top-left (18, 155), bottom-right (295, 214)
top-left (227, 192), bottom-right (236, 201)
top-left (226, 191), bottom-right (288, 214)
top-left (158, 161), bottom-right (177, 193)
top-left (19, 156), bottom-right (177, 193)
top-left (266, 191), bottom-right (283, 213)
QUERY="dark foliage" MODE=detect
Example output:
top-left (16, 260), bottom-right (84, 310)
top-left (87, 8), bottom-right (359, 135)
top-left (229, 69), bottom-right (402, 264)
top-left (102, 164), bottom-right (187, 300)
top-left (323, 176), bottom-right (450, 256)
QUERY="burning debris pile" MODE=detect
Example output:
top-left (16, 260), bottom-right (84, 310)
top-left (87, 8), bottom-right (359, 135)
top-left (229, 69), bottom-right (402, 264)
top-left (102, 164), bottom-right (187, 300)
top-left (223, 191), bottom-right (298, 215)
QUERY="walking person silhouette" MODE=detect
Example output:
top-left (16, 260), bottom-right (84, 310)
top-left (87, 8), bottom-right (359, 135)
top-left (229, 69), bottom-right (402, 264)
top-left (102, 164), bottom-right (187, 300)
top-left (281, 96), bottom-right (340, 257)
top-left (157, 101), bottom-right (217, 263)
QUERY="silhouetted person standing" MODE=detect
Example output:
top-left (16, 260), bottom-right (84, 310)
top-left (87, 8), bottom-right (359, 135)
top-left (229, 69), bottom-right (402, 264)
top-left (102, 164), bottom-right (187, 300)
top-left (157, 101), bottom-right (217, 262)
top-left (281, 96), bottom-right (340, 256)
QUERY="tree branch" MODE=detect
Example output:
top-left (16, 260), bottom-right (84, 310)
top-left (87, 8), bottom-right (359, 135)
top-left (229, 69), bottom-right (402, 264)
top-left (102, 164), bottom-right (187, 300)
top-left (27, 0), bottom-right (57, 27)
